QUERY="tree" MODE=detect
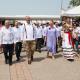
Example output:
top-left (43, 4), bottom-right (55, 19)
top-left (70, 0), bottom-right (80, 6)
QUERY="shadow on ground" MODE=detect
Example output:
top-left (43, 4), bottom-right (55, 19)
top-left (54, 54), bottom-right (63, 59)
top-left (33, 57), bottom-right (45, 62)
top-left (12, 59), bottom-right (26, 64)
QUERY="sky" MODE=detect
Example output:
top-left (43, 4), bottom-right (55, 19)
top-left (0, 0), bottom-right (70, 15)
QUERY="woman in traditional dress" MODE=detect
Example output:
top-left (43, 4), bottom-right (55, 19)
top-left (45, 20), bottom-right (57, 59)
top-left (62, 23), bottom-right (75, 61)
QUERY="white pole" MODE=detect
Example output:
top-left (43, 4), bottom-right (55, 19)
top-left (60, 0), bottom-right (63, 22)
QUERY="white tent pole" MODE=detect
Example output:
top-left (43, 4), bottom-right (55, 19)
top-left (60, 0), bottom-right (63, 22)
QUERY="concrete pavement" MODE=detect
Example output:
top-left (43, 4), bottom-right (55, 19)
top-left (0, 51), bottom-right (80, 80)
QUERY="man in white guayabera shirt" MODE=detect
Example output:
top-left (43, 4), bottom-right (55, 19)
top-left (35, 23), bottom-right (43, 53)
top-left (23, 16), bottom-right (36, 64)
top-left (13, 21), bottom-right (22, 61)
top-left (0, 20), bottom-right (14, 65)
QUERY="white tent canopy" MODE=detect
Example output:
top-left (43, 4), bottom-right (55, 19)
top-left (62, 5), bottom-right (80, 17)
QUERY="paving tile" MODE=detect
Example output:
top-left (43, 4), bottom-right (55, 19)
top-left (1, 51), bottom-right (80, 80)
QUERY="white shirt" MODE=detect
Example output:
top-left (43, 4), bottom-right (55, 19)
top-left (72, 28), bottom-right (77, 38)
top-left (56, 26), bottom-right (62, 38)
top-left (35, 26), bottom-right (43, 38)
top-left (13, 27), bottom-right (21, 43)
top-left (76, 27), bottom-right (80, 36)
top-left (42, 26), bottom-right (47, 37)
top-left (54, 25), bottom-right (56, 28)
top-left (0, 26), bottom-right (14, 45)
top-left (19, 25), bottom-right (25, 41)
top-left (24, 23), bottom-right (36, 41)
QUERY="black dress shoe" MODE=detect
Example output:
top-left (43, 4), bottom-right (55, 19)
top-left (67, 59), bottom-right (74, 62)
top-left (9, 63), bottom-right (12, 66)
top-left (16, 58), bottom-right (20, 61)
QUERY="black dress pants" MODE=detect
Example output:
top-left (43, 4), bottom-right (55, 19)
top-left (15, 42), bottom-right (22, 60)
top-left (36, 38), bottom-right (42, 51)
top-left (3, 44), bottom-right (14, 64)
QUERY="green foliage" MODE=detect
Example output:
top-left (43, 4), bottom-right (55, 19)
top-left (70, 0), bottom-right (80, 6)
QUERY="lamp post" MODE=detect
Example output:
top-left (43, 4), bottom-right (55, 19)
top-left (60, 0), bottom-right (63, 22)
top-left (61, 0), bottom-right (63, 10)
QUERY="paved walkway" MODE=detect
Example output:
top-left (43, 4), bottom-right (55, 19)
top-left (0, 51), bottom-right (80, 80)
top-left (0, 52), bottom-right (32, 80)
top-left (0, 54), bottom-right (10, 80)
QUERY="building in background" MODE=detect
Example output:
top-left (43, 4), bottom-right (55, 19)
top-left (0, 15), bottom-right (60, 25)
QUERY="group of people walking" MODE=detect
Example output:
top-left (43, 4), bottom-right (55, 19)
top-left (0, 16), bottom-right (36, 65)
top-left (0, 16), bottom-right (80, 65)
